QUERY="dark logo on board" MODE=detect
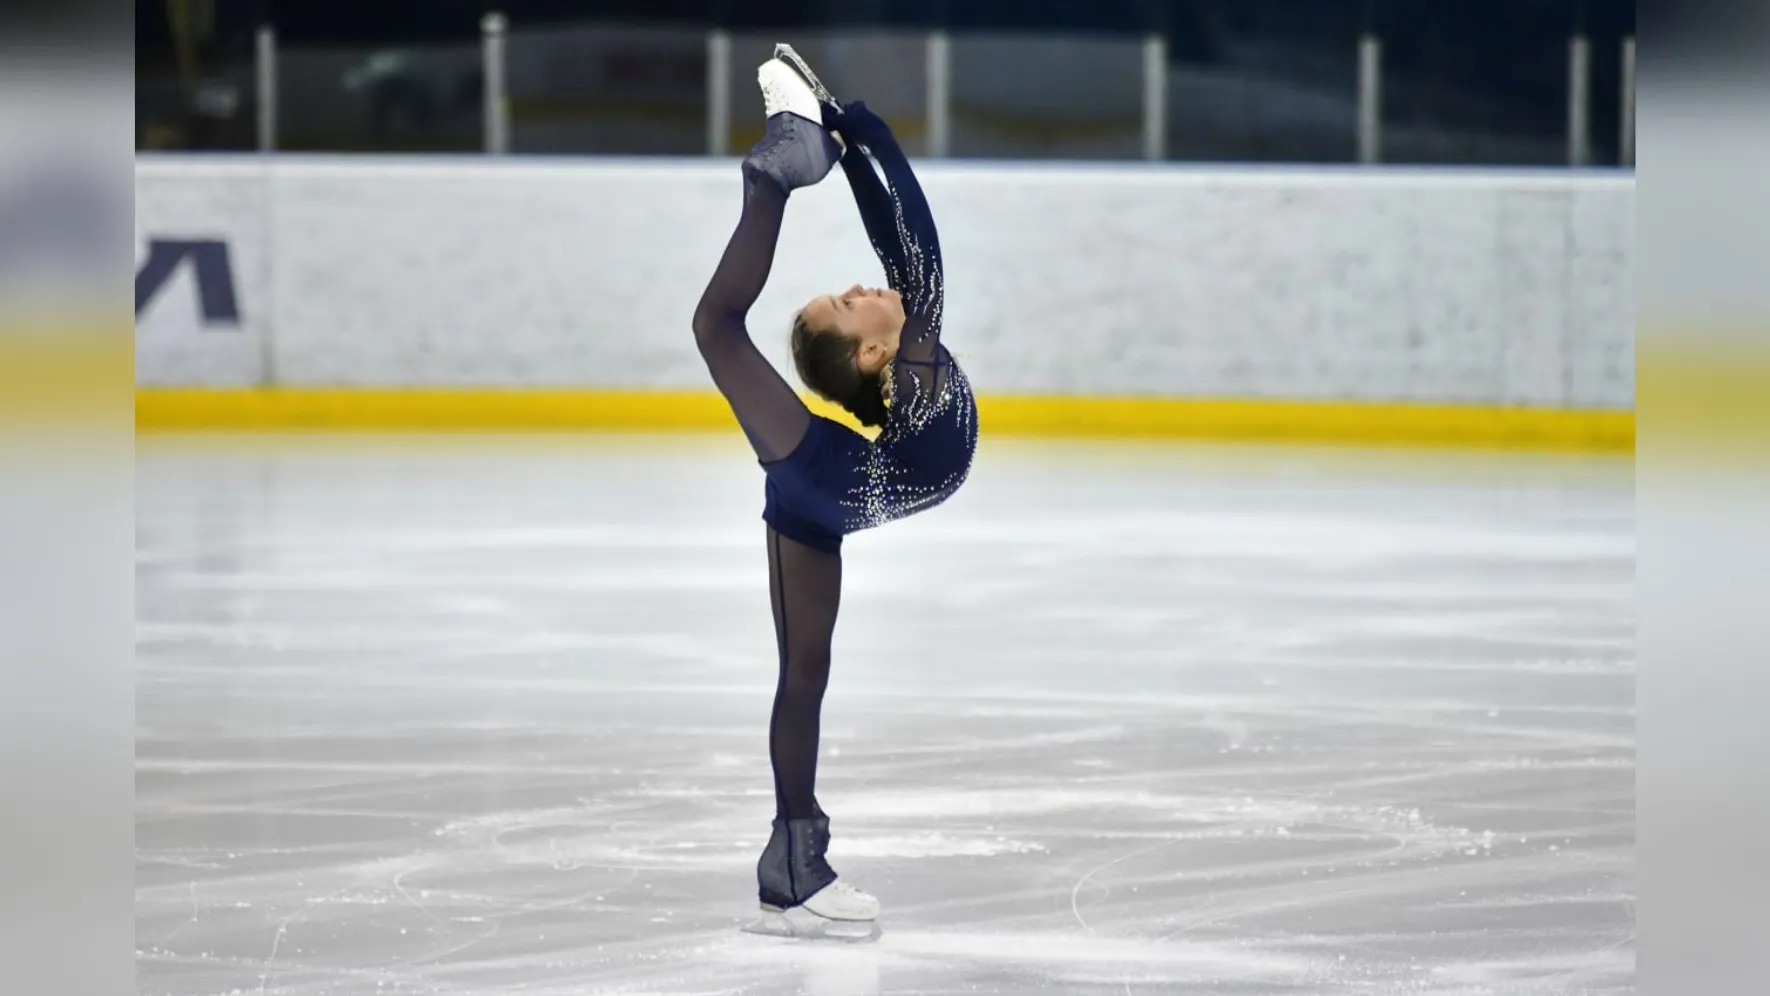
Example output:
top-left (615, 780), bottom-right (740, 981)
top-left (135, 239), bottom-right (241, 327)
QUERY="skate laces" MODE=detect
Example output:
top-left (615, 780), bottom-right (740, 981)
top-left (830, 880), bottom-right (869, 899)
top-left (760, 74), bottom-right (789, 117)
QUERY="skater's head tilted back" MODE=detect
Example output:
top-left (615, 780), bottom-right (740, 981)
top-left (790, 285), bottom-right (904, 429)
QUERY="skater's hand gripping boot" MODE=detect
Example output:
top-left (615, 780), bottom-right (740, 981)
top-left (819, 99), bottom-right (893, 150)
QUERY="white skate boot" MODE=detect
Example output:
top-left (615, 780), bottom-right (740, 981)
top-left (758, 46), bottom-right (845, 154)
top-left (802, 878), bottom-right (881, 921)
top-left (744, 58), bottom-right (844, 194)
top-left (744, 879), bottom-right (882, 943)
top-left (741, 816), bottom-right (882, 942)
top-left (771, 43), bottom-right (842, 112)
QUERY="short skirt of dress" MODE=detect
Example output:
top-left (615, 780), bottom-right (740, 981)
top-left (759, 415), bottom-right (874, 554)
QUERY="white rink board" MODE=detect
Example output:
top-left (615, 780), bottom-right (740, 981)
top-left (134, 156), bottom-right (1635, 408)
top-left (134, 163), bottom-right (272, 386)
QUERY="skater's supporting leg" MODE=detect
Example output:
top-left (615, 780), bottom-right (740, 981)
top-left (766, 526), bottom-right (841, 820)
top-left (756, 528), bottom-right (880, 923)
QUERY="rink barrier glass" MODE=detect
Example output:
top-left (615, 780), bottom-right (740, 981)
top-left (135, 388), bottom-right (1634, 453)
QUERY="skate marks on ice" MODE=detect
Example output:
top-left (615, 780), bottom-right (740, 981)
top-left (136, 732), bottom-right (1631, 996)
top-left (739, 905), bottom-right (883, 943)
top-left (136, 437), bottom-right (1633, 995)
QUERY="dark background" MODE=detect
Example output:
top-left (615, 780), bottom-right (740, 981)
top-left (136, 0), bottom-right (1637, 164)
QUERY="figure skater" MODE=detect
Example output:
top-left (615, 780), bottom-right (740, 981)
top-left (690, 45), bottom-right (976, 938)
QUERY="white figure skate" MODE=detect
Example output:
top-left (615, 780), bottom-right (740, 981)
top-left (742, 816), bottom-right (881, 942)
top-left (741, 879), bottom-right (883, 943)
top-left (771, 43), bottom-right (842, 111)
top-left (758, 45), bottom-right (845, 154)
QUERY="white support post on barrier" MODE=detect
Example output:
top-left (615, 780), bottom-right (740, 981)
top-left (707, 30), bottom-right (731, 156)
top-left (1620, 36), bottom-right (1635, 167)
top-left (482, 12), bottom-right (509, 155)
top-left (255, 24), bottom-right (277, 152)
top-left (1357, 34), bottom-right (1382, 164)
top-left (1141, 34), bottom-right (1167, 161)
top-left (925, 31), bottom-right (951, 158)
top-left (1568, 34), bottom-right (1592, 166)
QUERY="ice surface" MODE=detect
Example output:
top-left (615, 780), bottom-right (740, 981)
top-left (136, 435), bottom-right (1634, 995)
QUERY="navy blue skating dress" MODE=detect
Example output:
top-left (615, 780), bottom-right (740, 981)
top-left (758, 106), bottom-right (977, 553)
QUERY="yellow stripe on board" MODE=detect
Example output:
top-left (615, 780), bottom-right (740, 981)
top-left (135, 388), bottom-right (1634, 453)
top-left (978, 396), bottom-right (1634, 451)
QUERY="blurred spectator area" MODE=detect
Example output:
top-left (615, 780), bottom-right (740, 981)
top-left (135, 0), bottom-right (1636, 164)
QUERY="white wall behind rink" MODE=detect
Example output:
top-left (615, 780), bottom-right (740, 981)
top-left (134, 155), bottom-right (1635, 409)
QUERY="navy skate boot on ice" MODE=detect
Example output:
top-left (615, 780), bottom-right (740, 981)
top-left (742, 815), bottom-right (881, 942)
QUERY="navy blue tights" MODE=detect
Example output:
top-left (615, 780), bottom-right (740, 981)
top-left (764, 526), bottom-right (841, 820)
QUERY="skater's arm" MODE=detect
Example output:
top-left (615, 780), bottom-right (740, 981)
top-left (830, 102), bottom-right (940, 277)
top-left (837, 152), bottom-right (907, 278)
top-left (827, 103), bottom-right (945, 363)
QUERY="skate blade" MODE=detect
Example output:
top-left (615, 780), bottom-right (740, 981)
top-left (741, 907), bottom-right (881, 943)
top-left (772, 43), bottom-right (837, 103)
top-left (758, 57), bottom-right (845, 155)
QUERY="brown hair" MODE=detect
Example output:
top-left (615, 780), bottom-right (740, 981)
top-left (790, 311), bottom-right (890, 429)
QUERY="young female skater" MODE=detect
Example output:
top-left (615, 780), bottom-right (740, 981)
top-left (690, 45), bottom-right (976, 936)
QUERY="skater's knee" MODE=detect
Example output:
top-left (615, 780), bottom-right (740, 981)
top-left (779, 674), bottom-right (829, 705)
top-left (779, 651), bottom-right (832, 701)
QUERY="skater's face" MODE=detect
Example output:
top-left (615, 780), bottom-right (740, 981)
top-left (800, 284), bottom-right (904, 374)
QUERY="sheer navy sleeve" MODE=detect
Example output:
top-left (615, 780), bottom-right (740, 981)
top-left (829, 102), bottom-right (945, 368)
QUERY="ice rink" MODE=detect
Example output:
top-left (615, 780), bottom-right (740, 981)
top-left (136, 434), bottom-right (1635, 996)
